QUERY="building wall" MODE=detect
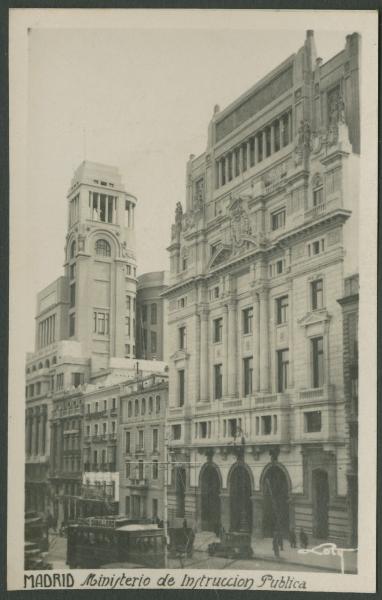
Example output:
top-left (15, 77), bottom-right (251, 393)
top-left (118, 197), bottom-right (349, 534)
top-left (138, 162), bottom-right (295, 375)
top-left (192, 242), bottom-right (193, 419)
top-left (119, 376), bottom-right (168, 522)
top-left (136, 271), bottom-right (169, 361)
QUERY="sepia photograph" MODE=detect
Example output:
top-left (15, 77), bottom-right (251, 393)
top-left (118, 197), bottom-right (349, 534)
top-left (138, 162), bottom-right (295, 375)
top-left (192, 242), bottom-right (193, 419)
top-left (7, 8), bottom-right (378, 593)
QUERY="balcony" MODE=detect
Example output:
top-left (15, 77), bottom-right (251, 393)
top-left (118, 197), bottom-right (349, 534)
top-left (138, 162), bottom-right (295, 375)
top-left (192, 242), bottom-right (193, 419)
top-left (127, 477), bottom-right (149, 489)
top-left (304, 197), bottom-right (343, 224)
top-left (92, 434), bottom-right (109, 443)
top-left (135, 445), bottom-right (145, 455)
top-left (255, 392), bottom-right (289, 410)
top-left (84, 409), bottom-right (108, 420)
top-left (86, 463), bottom-right (117, 473)
top-left (81, 485), bottom-right (115, 501)
top-left (297, 385), bottom-right (334, 404)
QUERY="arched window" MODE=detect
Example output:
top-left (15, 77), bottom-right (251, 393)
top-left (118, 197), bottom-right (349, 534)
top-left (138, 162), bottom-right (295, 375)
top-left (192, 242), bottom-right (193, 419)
top-left (45, 359), bottom-right (50, 368)
top-left (95, 239), bottom-right (111, 257)
top-left (156, 395), bottom-right (161, 414)
top-left (128, 401), bottom-right (132, 417)
top-left (32, 365), bottom-right (36, 372)
top-left (141, 398), bottom-right (146, 415)
top-left (52, 356), bottom-right (57, 365)
top-left (135, 399), bottom-right (139, 416)
top-left (149, 396), bottom-right (153, 414)
top-left (70, 240), bottom-right (76, 259)
top-left (38, 362), bottom-right (43, 370)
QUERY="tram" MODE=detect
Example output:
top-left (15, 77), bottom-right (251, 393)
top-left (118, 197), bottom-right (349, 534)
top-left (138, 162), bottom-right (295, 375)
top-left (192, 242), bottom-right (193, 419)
top-left (67, 516), bottom-right (165, 568)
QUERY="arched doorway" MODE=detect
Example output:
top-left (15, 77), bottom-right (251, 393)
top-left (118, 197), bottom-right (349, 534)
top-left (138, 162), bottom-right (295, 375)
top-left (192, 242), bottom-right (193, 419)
top-left (262, 464), bottom-right (290, 537)
top-left (200, 465), bottom-right (221, 533)
top-left (312, 469), bottom-right (329, 539)
top-left (229, 464), bottom-right (252, 533)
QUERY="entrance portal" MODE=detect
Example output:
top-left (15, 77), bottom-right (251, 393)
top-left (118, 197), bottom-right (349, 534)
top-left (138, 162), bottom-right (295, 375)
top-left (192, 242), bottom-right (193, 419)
top-left (229, 464), bottom-right (252, 533)
top-left (262, 465), bottom-right (290, 536)
top-left (313, 469), bottom-right (329, 539)
top-left (200, 465), bottom-right (221, 533)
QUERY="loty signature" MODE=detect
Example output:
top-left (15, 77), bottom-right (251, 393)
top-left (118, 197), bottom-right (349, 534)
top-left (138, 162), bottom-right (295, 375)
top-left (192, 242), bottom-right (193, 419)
top-left (298, 543), bottom-right (357, 574)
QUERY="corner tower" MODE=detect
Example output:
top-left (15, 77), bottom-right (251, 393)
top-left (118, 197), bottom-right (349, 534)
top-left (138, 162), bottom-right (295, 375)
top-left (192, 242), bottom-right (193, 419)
top-left (65, 161), bottom-right (137, 371)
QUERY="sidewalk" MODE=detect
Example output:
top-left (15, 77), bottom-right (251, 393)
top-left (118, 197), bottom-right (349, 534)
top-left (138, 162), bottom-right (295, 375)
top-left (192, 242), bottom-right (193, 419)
top-left (251, 537), bottom-right (357, 574)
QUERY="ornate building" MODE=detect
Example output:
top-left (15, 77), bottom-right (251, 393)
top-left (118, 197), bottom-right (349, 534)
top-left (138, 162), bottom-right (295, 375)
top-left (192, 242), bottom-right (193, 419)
top-left (26, 161), bottom-right (139, 520)
top-left (164, 31), bottom-right (360, 544)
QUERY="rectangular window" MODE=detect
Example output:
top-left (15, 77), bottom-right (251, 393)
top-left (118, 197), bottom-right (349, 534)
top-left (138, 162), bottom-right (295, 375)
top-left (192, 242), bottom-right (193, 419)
top-left (138, 460), bottom-right (144, 480)
top-left (125, 316), bottom-right (131, 336)
top-left (71, 372), bottom-right (84, 387)
top-left (125, 431), bottom-right (131, 453)
top-left (125, 495), bottom-right (130, 515)
top-left (276, 260), bottom-right (284, 275)
top-left (304, 410), bottom-right (322, 432)
top-left (151, 331), bottom-right (157, 353)
top-left (179, 326), bottom-right (186, 349)
top-left (151, 303), bottom-right (157, 325)
top-left (69, 313), bottom-right (75, 337)
top-left (138, 429), bottom-right (144, 450)
top-left (102, 422), bottom-right (107, 435)
top-left (311, 279), bottom-right (324, 310)
top-left (200, 422), bottom-right (208, 438)
top-left (125, 461), bottom-right (131, 479)
top-left (242, 307), bottom-right (253, 334)
top-left (271, 208), bottom-right (286, 231)
top-left (276, 296), bottom-right (288, 325)
top-left (213, 318), bottom-right (223, 343)
top-left (94, 311), bottom-right (110, 335)
top-left (178, 370), bottom-right (185, 407)
top-left (142, 305), bottom-right (147, 321)
top-left (152, 428), bottom-right (158, 452)
top-left (152, 498), bottom-right (158, 518)
top-left (243, 356), bottom-right (253, 395)
top-left (70, 264), bottom-right (76, 279)
top-left (172, 424), bottom-right (181, 440)
top-left (277, 349), bottom-right (289, 392)
top-left (312, 337), bottom-right (324, 388)
top-left (70, 283), bottom-right (76, 308)
top-left (214, 364), bottom-right (223, 399)
top-left (152, 460), bottom-right (159, 479)
top-left (56, 373), bottom-right (64, 390)
top-left (261, 415), bottom-right (272, 435)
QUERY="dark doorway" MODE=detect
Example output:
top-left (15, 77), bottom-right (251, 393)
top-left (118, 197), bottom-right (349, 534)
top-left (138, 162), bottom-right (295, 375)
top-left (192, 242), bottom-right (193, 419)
top-left (313, 469), bottom-right (329, 539)
top-left (200, 465), bottom-right (221, 533)
top-left (229, 464), bottom-right (252, 533)
top-left (262, 465), bottom-right (290, 536)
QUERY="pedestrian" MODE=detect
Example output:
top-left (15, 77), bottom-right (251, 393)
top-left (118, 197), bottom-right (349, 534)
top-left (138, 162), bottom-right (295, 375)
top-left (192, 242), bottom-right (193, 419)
top-left (272, 533), bottom-right (280, 559)
top-left (289, 528), bottom-right (297, 548)
top-left (300, 527), bottom-right (308, 549)
top-left (276, 529), bottom-right (284, 551)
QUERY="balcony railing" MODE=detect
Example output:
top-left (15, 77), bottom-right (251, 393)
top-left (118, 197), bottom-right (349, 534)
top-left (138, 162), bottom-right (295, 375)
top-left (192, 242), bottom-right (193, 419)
top-left (298, 385), bottom-right (334, 403)
top-left (85, 463), bottom-right (117, 473)
top-left (128, 478), bottom-right (148, 488)
top-left (81, 485), bottom-right (115, 500)
top-left (84, 409), bottom-right (108, 419)
top-left (135, 445), bottom-right (145, 454)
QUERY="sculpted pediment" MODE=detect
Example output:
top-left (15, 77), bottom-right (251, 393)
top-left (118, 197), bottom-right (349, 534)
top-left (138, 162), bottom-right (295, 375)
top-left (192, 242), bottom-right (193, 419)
top-left (169, 350), bottom-right (190, 362)
top-left (298, 309), bottom-right (331, 327)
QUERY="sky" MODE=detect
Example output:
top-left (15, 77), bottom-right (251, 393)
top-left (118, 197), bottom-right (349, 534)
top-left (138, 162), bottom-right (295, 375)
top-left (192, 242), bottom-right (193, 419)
top-left (19, 10), bottom-right (362, 353)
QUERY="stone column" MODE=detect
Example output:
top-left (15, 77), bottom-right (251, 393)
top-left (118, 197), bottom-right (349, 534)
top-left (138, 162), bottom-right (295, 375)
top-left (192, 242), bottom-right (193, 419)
top-left (239, 146), bottom-right (244, 173)
top-left (247, 141), bottom-right (252, 168)
top-left (254, 135), bottom-right (259, 164)
top-left (259, 287), bottom-right (270, 392)
top-left (288, 111), bottom-right (293, 143)
top-left (220, 491), bottom-right (230, 532)
top-left (223, 305), bottom-right (229, 397)
top-left (278, 118), bottom-right (283, 150)
top-left (262, 130), bottom-right (267, 159)
top-left (270, 123), bottom-right (275, 155)
top-left (324, 322), bottom-right (330, 387)
top-left (287, 278), bottom-right (294, 387)
top-left (200, 308), bottom-right (209, 402)
top-left (218, 160), bottom-right (222, 187)
top-left (253, 293), bottom-right (261, 392)
top-left (225, 155), bottom-right (229, 183)
top-left (232, 150), bottom-right (236, 178)
top-left (227, 299), bottom-right (238, 397)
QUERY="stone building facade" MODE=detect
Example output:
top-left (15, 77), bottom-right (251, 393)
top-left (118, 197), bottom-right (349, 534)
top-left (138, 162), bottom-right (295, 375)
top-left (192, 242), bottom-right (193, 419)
top-left (337, 273), bottom-right (358, 546)
top-left (164, 31), bottom-right (360, 544)
top-left (119, 373), bottom-right (168, 523)
top-left (136, 271), bottom-right (170, 361)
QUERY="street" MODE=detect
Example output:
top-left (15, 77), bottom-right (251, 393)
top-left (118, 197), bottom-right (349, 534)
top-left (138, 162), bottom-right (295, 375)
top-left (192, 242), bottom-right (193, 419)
top-left (46, 533), bottom-right (331, 573)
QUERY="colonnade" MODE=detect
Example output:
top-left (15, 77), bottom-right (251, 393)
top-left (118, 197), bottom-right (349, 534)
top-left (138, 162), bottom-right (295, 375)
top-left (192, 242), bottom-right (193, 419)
top-left (25, 406), bottom-right (48, 456)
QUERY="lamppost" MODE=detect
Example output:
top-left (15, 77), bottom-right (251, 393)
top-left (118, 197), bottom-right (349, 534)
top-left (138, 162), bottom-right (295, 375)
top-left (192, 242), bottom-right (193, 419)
top-left (232, 426), bottom-right (250, 533)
